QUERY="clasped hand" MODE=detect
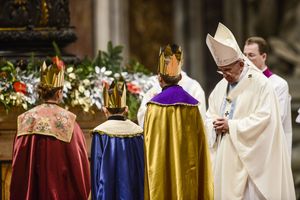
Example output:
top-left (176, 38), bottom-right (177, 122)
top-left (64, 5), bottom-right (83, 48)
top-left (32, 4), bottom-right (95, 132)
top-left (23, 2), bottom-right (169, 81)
top-left (213, 117), bottom-right (229, 135)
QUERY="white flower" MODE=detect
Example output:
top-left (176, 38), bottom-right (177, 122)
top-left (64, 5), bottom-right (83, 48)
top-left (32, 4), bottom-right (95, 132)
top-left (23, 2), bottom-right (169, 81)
top-left (74, 90), bottom-right (80, 98)
top-left (95, 66), bottom-right (100, 74)
top-left (84, 90), bottom-right (91, 97)
top-left (69, 73), bottom-right (76, 79)
top-left (121, 72), bottom-right (128, 77)
top-left (16, 92), bottom-right (25, 105)
top-left (67, 67), bottom-right (74, 73)
top-left (22, 102), bottom-right (28, 110)
top-left (72, 99), bottom-right (79, 105)
top-left (78, 98), bottom-right (84, 105)
top-left (10, 93), bottom-right (17, 100)
top-left (104, 71), bottom-right (112, 76)
top-left (101, 67), bottom-right (106, 73)
top-left (78, 85), bottom-right (85, 93)
top-left (63, 93), bottom-right (68, 98)
top-left (0, 94), bottom-right (4, 100)
top-left (27, 97), bottom-right (35, 104)
top-left (95, 101), bottom-right (102, 109)
top-left (83, 79), bottom-right (90, 86)
top-left (64, 81), bottom-right (72, 89)
top-left (114, 73), bottom-right (120, 79)
top-left (131, 80), bottom-right (139, 85)
top-left (83, 106), bottom-right (89, 112)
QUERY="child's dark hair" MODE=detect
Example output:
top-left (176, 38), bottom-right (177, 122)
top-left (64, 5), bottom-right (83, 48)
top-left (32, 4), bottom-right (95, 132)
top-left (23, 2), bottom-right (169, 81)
top-left (160, 73), bottom-right (181, 85)
top-left (106, 107), bottom-right (126, 114)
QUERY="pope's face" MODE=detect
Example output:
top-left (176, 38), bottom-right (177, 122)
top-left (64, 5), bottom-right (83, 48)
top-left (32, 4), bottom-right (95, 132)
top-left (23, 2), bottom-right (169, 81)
top-left (243, 43), bottom-right (266, 70)
top-left (217, 60), bottom-right (244, 84)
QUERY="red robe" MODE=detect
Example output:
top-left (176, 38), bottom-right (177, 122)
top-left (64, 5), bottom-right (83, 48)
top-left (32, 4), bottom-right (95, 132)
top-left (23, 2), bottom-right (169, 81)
top-left (10, 104), bottom-right (90, 200)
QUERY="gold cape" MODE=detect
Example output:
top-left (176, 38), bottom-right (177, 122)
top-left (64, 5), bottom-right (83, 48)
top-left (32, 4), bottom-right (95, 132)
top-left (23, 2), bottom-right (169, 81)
top-left (144, 104), bottom-right (213, 200)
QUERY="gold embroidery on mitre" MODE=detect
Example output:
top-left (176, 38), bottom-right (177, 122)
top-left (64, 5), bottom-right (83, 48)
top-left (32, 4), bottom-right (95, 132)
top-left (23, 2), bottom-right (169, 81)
top-left (158, 44), bottom-right (183, 76)
top-left (103, 81), bottom-right (126, 108)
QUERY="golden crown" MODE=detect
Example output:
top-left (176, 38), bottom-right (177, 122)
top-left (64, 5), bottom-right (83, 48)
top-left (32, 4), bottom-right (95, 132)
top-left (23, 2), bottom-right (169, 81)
top-left (40, 56), bottom-right (65, 88)
top-left (103, 81), bottom-right (126, 108)
top-left (158, 44), bottom-right (183, 76)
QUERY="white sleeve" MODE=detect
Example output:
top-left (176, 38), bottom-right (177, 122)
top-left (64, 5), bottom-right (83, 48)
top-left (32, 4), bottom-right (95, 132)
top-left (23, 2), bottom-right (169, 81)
top-left (274, 81), bottom-right (289, 122)
top-left (206, 91), bottom-right (219, 149)
top-left (273, 79), bottom-right (293, 157)
top-left (206, 99), bottom-right (218, 168)
top-left (137, 86), bottom-right (161, 127)
top-left (183, 80), bottom-right (207, 121)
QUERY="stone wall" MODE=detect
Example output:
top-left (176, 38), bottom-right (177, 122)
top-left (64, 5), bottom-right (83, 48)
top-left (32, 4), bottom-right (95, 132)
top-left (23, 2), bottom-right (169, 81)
top-left (64, 0), bottom-right (94, 59)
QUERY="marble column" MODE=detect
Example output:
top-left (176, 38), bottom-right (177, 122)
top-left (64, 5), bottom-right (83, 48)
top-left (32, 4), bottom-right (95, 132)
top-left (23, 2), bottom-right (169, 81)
top-left (222, 0), bottom-right (244, 45)
top-left (173, 0), bottom-right (206, 87)
top-left (94, 0), bottom-right (129, 62)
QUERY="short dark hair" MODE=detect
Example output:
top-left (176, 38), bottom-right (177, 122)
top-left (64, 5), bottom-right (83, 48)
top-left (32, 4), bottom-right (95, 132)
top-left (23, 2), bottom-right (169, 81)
top-left (245, 36), bottom-right (269, 54)
top-left (37, 84), bottom-right (62, 100)
top-left (106, 107), bottom-right (126, 114)
top-left (160, 73), bottom-right (181, 85)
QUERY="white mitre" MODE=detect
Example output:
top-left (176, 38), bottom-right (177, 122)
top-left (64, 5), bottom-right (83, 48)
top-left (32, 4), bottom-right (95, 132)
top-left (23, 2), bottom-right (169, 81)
top-left (206, 22), bottom-right (258, 70)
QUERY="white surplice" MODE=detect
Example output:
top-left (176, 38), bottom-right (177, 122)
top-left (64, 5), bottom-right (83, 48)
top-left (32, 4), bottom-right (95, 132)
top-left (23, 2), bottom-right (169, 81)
top-left (137, 71), bottom-right (206, 127)
top-left (206, 66), bottom-right (295, 200)
top-left (268, 73), bottom-right (293, 157)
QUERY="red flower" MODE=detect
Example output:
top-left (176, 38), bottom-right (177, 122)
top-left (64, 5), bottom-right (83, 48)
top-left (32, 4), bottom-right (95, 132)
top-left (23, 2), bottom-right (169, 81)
top-left (13, 81), bottom-right (27, 94)
top-left (126, 82), bottom-right (141, 94)
top-left (52, 56), bottom-right (65, 71)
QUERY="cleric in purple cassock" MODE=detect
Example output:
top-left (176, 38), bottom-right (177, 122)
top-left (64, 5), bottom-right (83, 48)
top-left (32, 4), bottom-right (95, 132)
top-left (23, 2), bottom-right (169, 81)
top-left (90, 81), bottom-right (144, 200)
top-left (10, 58), bottom-right (90, 200)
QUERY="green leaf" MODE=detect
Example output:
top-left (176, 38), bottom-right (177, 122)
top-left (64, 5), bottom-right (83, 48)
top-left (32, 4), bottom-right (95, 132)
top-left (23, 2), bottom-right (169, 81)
top-left (92, 50), bottom-right (102, 67)
top-left (52, 41), bottom-right (62, 57)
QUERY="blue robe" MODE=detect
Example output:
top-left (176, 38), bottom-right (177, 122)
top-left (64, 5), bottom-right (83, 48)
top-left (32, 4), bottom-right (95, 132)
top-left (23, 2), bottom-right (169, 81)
top-left (91, 116), bottom-right (144, 200)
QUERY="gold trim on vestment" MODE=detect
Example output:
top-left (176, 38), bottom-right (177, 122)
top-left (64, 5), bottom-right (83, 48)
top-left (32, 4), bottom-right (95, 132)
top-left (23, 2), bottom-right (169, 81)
top-left (17, 131), bottom-right (71, 143)
top-left (148, 101), bottom-right (199, 107)
top-left (92, 130), bottom-right (143, 138)
top-left (91, 119), bottom-right (143, 137)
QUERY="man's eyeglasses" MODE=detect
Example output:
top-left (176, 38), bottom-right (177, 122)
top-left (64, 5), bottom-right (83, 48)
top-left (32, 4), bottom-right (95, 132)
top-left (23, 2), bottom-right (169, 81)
top-left (216, 60), bottom-right (240, 75)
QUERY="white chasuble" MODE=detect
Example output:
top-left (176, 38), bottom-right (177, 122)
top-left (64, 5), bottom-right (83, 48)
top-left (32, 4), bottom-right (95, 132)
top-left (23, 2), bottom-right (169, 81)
top-left (206, 67), bottom-right (295, 200)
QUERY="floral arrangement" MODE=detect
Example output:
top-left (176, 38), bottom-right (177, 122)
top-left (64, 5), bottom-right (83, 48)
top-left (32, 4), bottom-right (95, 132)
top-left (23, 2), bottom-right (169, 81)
top-left (0, 60), bottom-right (39, 111)
top-left (0, 42), bottom-right (156, 121)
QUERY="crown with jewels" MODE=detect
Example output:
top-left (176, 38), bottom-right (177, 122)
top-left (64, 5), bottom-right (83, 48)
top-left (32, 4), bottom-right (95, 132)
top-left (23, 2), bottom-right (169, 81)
top-left (103, 81), bottom-right (126, 108)
top-left (158, 44), bottom-right (183, 76)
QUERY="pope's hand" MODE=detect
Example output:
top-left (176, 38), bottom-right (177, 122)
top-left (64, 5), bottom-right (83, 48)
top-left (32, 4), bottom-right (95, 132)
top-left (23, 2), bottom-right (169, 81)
top-left (213, 117), bottom-right (229, 135)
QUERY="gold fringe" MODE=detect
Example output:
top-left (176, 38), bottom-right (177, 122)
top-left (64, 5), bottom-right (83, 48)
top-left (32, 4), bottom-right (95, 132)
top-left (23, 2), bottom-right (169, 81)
top-left (92, 130), bottom-right (143, 138)
top-left (17, 131), bottom-right (71, 143)
top-left (148, 101), bottom-right (199, 107)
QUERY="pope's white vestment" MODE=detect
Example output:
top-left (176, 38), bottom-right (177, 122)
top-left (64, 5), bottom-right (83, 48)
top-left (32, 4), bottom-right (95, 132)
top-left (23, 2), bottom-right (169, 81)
top-left (206, 66), bottom-right (295, 200)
